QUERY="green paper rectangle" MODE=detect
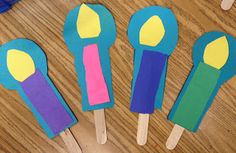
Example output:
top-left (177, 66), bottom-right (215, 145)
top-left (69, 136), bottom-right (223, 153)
top-left (171, 62), bottom-right (220, 131)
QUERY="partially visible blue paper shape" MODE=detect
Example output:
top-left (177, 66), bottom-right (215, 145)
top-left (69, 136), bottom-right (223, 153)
top-left (0, 0), bottom-right (19, 13)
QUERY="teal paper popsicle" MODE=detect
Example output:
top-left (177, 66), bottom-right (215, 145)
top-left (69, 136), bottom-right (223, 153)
top-left (168, 32), bottom-right (236, 132)
top-left (0, 39), bottom-right (77, 138)
top-left (63, 4), bottom-right (116, 111)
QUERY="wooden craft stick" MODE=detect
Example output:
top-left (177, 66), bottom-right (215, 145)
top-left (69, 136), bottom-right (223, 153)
top-left (221, 0), bottom-right (235, 10)
top-left (166, 124), bottom-right (185, 150)
top-left (60, 129), bottom-right (82, 153)
top-left (94, 109), bottom-right (107, 144)
top-left (137, 114), bottom-right (149, 145)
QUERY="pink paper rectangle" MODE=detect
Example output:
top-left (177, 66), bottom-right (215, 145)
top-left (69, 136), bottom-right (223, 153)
top-left (83, 44), bottom-right (110, 105)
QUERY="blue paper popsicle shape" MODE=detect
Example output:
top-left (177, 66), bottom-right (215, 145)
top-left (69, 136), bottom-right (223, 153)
top-left (128, 6), bottom-right (178, 114)
top-left (168, 31), bottom-right (236, 132)
top-left (63, 4), bottom-right (116, 111)
top-left (0, 39), bottom-right (77, 138)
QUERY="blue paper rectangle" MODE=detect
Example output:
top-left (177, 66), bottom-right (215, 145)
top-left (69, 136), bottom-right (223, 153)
top-left (130, 50), bottom-right (167, 114)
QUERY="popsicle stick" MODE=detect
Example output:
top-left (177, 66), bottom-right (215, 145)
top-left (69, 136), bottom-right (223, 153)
top-left (221, 0), bottom-right (235, 10)
top-left (60, 129), bottom-right (82, 153)
top-left (137, 114), bottom-right (149, 145)
top-left (166, 124), bottom-right (185, 150)
top-left (94, 109), bottom-right (107, 144)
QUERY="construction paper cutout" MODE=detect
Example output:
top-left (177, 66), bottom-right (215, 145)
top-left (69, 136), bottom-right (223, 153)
top-left (168, 31), bottom-right (236, 132)
top-left (0, 0), bottom-right (19, 13)
top-left (0, 39), bottom-right (77, 138)
top-left (83, 44), bottom-right (110, 105)
top-left (128, 6), bottom-right (178, 113)
top-left (21, 69), bottom-right (74, 135)
top-left (203, 36), bottom-right (229, 69)
top-left (1, 0), bottom-right (19, 5)
top-left (171, 62), bottom-right (220, 131)
top-left (140, 16), bottom-right (165, 47)
top-left (64, 4), bottom-right (116, 111)
top-left (0, 1), bottom-right (10, 13)
top-left (7, 49), bottom-right (35, 82)
top-left (130, 51), bottom-right (167, 114)
top-left (77, 4), bottom-right (101, 38)
top-left (154, 60), bottom-right (167, 109)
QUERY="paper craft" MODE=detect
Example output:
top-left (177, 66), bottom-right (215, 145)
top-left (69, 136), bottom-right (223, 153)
top-left (166, 31), bottom-right (236, 149)
top-left (221, 0), bottom-right (235, 10)
top-left (0, 39), bottom-right (77, 138)
top-left (128, 6), bottom-right (178, 114)
top-left (131, 51), bottom-right (167, 113)
top-left (127, 6), bottom-right (178, 145)
top-left (0, 0), bottom-right (10, 13)
top-left (63, 3), bottom-right (115, 111)
top-left (63, 3), bottom-right (116, 144)
top-left (83, 44), bottom-right (110, 105)
top-left (0, 0), bottom-right (19, 13)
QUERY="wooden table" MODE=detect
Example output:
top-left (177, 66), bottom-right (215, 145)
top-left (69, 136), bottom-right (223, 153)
top-left (0, 0), bottom-right (235, 152)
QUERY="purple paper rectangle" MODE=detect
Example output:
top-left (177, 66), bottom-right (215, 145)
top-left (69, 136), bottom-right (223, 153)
top-left (130, 50), bottom-right (167, 114)
top-left (20, 70), bottom-right (73, 135)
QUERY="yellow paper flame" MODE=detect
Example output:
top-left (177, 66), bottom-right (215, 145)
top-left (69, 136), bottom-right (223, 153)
top-left (139, 15), bottom-right (165, 47)
top-left (203, 36), bottom-right (229, 69)
top-left (77, 4), bottom-right (101, 38)
top-left (7, 49), bottom-right (35, 82)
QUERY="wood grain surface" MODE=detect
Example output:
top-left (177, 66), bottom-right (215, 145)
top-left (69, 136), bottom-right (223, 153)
top-left (0, 0), bottom-right (235, 153)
